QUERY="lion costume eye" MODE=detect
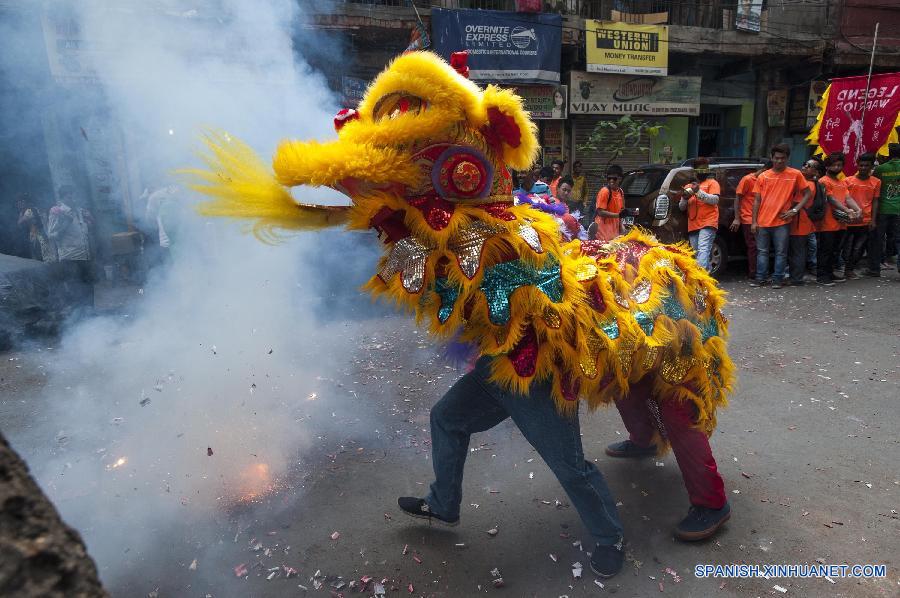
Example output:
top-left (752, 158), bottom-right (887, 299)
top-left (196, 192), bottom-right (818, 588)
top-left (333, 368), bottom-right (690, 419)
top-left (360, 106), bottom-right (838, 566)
top-left (373, 92), bottom-right (426, 122)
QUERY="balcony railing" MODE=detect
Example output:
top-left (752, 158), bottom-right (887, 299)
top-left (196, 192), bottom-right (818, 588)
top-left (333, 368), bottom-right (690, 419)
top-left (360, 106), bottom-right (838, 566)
top-left (317, 0), bottom-right (605, 19)
top-left (605, 1), bottom-right (741, 29)
top-left (317, 0), bottom-right (829, 36)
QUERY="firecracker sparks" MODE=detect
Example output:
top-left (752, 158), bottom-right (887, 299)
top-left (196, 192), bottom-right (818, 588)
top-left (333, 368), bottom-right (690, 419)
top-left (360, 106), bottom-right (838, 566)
top-left (233, 462), bottom-right (282, 504)
top-left (106, 457), bottom-right (127, 470)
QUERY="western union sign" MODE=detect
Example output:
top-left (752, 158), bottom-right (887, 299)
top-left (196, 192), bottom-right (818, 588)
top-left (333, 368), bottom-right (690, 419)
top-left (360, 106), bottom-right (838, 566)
top-left (586, 21), bottom-right (668, 76)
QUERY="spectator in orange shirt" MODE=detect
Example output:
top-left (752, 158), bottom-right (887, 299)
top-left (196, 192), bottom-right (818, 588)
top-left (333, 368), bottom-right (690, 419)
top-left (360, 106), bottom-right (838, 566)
top-left (549, 159), bottom-right (565, 198)
top-left (787, 159), bottom-right (821, 285)
top-left (679, 157), bottom-right (720, 271)
top-left (594, 165), bottom-right (626, 242)
top-left (730, 160), bottom-right (772, 280)
top-left (751, 144), bottom-right (810, 289)
top-left (841, 152), bottom-right (881, 279)
top-left (816, 152), bottom-right (862, 286)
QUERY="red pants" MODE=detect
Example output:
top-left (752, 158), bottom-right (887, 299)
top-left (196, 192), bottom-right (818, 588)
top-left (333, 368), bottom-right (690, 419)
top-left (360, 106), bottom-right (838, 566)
top-left (741, 223), bottom-right (757, 279)
top-left (614, 377), bottom-right (726, 509)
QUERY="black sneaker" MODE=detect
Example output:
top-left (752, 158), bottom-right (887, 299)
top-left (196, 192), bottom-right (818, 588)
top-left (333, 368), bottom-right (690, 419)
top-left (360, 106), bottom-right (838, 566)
top-left (748, 279), bottom-right (770, 287)
top-left (817, 280), bottom-right (836, 287)
top-left (771, 282), bottom-right (782, 289)
top-left (863, 270), bottom-right (881, 278)
top-left (397, 497), bottom-right (459, 526)
top-left (605, 440), bottom-right (657, 458)
top-left (589, 538), bottom-right (624, 578)
top-left (674, 502), bottom-right (731, 541)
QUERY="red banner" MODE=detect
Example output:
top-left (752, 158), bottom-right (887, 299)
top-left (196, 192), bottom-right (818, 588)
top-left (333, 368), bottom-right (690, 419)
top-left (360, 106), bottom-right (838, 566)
top-left (515, 0), bottom-right (542, 12)
top-left (808, 72), bottom-right (900, 175)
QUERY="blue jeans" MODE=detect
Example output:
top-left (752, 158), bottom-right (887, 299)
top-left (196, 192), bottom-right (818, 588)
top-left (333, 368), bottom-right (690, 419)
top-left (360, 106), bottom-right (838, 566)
top-left (425, 357), bottom-right (623, 546)
top-left (688, 227), bottom-right (716, 271)
top-left (756, 224), bottom-right (790, 282)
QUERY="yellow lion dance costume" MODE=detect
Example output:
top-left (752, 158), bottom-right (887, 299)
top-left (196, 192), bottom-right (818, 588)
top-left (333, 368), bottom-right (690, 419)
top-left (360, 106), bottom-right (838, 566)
top-left (186, 51), bottom-right (734, 444)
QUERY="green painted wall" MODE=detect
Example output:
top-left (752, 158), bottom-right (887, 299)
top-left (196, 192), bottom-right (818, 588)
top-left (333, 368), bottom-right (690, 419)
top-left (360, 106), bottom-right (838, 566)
top-left (651, 117), bottom-right (690, 164)
top-left (739, 101), bottom-right (754, 155)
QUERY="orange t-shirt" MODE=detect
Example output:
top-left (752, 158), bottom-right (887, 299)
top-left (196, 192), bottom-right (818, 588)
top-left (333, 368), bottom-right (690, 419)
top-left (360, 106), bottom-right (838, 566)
top-left (753, 167), bottom-right (807, 228)
top-left (594, 186), bottom-right (624, 242)
top-left (684, 178), bottom-right (720, 232)
top-left (844, 175), bottom-right (881, 225)
top-left (549, 177), bottom-right (560, 198)
top-left (735, 173), bottom-right (757, 224)
top-left (790, 179), bottom-right (816, 237)
top-left (817, 176), bottom-right (849, 232)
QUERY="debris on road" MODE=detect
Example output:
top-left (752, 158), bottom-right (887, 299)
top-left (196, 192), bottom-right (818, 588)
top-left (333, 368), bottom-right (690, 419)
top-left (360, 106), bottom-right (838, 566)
top-left (664, 567), bottom-right (681, 583)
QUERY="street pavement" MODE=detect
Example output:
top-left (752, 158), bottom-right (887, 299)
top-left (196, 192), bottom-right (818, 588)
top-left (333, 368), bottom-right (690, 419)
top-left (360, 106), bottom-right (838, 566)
top-left (1, 270), bottom-right (898, 597)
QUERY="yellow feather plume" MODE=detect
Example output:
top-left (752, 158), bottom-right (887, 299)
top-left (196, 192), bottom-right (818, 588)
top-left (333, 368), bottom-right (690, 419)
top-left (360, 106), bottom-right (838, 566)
top-left (181, 132), bottom-right (350, 242)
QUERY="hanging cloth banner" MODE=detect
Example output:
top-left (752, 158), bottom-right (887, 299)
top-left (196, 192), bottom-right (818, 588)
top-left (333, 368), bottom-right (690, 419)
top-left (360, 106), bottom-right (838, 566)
top-left (807, 71), bottom-right (900, 176)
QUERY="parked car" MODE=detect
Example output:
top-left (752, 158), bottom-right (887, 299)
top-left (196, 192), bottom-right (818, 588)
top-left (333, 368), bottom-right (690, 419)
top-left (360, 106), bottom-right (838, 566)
top-left (619, 160), bottom-right (765, 277)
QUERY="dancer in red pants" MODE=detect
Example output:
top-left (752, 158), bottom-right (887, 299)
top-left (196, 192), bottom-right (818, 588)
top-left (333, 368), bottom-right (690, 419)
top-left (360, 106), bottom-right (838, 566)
top-left (606, 375), bottom-right (729, 541)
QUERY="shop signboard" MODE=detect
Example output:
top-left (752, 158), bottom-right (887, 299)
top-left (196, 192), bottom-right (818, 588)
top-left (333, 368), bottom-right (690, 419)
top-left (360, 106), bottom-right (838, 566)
top-left (431, 8), bottom-right (561, 84)
top-left (342, 76), bottom-right (368, 108)
top-left (569, 72), bottom-right (700, 116)
top-left (511, 85), bottom-right (567, 119)
top-left (767, 89), bottom-right (787, 127)
top-left (585, 21), bottom-right (668, 76)
top-left (735, 0), bottom-right (763, 33)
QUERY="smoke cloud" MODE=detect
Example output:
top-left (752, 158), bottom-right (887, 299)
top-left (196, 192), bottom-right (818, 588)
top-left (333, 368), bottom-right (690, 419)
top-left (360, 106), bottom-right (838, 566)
top-left (1, 0), bottom-right (393, 591)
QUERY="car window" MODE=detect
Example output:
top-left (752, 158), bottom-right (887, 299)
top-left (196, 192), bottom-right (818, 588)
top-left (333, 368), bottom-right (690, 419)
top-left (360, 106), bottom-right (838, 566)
top-left (722, 168), bottom-right (756, 197)
top-left (621, 169), bottom-right (667, 197)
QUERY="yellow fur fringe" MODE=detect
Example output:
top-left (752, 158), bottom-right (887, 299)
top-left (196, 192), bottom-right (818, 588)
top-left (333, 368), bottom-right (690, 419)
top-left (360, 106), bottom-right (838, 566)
top-left (184, 52), bottom-right (734, 435)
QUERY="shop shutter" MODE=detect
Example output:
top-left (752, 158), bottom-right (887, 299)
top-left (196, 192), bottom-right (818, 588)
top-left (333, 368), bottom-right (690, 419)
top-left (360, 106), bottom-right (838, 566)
top-left (572, 115), bottom-right (653, 202)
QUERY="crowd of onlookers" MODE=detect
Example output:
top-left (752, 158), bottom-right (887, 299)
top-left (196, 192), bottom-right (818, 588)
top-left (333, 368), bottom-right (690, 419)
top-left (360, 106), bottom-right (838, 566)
top-left (731, 143), bottom-right (897, 287)
top-left (511, 144), bottom-right (900, 285)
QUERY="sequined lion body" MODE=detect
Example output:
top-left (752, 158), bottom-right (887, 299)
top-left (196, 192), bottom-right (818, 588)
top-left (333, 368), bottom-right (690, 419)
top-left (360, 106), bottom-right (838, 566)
top-left (187, 51), bottom-right (734, 441)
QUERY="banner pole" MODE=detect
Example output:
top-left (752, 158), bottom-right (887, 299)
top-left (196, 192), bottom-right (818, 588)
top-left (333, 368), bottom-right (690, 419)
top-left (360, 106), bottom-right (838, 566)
top-left (857, 22), bottom-right (880, 157)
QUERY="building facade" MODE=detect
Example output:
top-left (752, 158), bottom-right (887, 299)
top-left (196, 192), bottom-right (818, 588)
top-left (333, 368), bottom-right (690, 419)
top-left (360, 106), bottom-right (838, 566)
top-left (300, 0), bottom-right (898, 197)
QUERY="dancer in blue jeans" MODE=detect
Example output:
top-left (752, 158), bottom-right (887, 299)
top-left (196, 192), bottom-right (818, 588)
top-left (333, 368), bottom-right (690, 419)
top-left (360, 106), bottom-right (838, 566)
top-left (398, 356), bottom-right (625, 578)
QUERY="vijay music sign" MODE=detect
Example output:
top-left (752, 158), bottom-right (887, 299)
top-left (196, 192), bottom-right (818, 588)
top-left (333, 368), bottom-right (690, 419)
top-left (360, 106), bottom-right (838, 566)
top-left (808, 72), bottom-right (900, 175)
top-left (569, 71), bottom-right (700, 116)
top-left (586, 21), bottom-right (668, 76)
top-left (431, 8), bottom-right (561, 84)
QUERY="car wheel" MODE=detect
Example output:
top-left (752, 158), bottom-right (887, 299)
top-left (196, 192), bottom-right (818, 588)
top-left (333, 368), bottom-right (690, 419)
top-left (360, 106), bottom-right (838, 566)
top-left (708, 236), bottom-right (728, 278)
